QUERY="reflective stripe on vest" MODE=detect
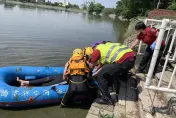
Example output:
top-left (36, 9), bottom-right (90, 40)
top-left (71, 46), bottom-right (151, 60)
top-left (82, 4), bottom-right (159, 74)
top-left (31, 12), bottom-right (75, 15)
top-left (96, 43), bottom-right (132, 64)
top-left (104, 44), bottom-right (121, 63)
top-left (110, 47), bottom-right (129, 63)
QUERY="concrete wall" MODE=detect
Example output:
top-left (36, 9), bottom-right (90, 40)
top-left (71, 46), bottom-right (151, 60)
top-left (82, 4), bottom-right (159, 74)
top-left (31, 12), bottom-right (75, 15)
top-left (148, 9), bottom-right (176, 19)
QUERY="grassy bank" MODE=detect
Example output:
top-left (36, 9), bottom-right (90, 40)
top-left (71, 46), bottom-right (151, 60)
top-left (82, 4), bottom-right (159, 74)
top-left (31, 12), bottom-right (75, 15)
top-left (122, 18), bottom-right (146, 51)
top-left (122, 19), bottom-right (141, 44)
top-left (0, 0), bottom-right (87, 13)
top-left (122, 14), bottom-right (176, 45)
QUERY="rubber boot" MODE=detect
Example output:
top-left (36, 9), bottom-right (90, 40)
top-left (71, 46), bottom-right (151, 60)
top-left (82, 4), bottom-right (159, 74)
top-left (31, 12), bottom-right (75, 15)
top-left (108, 86), bottom-right (117, 105)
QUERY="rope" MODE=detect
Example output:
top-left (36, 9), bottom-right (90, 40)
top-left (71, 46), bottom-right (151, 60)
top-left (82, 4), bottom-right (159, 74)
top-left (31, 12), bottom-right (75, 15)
top-left (92, 78), bottom-right (114, 106)
top-left (69, 79), bottom-right (87, 84)
top-left (148, 89), bottom-right (157, 116)
top-left (28, 82), bottom-right (66, 102)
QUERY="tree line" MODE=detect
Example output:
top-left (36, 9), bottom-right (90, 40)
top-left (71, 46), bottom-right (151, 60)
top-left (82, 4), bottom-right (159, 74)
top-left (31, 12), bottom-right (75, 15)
top-left (115, 0), bottom-right (176, 19)
top-left (10, 0), bottom-right (110, 15)
top-left (10, 0), bottom-right (176, 19)
top-left (12, 0), bottom-right (80, 9)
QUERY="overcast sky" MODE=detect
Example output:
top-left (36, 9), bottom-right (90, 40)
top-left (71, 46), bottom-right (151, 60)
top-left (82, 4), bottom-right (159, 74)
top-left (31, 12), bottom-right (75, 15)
top-left (51, 0), bottom-right (118, 8)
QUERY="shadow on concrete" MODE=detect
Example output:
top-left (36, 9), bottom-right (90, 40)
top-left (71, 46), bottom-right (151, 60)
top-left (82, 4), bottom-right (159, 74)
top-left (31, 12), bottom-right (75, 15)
top-left (153, 97), bottom-right (176, 116)
top-left (118, 72), bottom-right (139, 102)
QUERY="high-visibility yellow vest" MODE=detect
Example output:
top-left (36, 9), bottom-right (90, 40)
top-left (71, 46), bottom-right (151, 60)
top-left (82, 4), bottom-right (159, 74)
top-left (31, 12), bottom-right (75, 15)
top-left (96, 42), bottom-right (133, 64)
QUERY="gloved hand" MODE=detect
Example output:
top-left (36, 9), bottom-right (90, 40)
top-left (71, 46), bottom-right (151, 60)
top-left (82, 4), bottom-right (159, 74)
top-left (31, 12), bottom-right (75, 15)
top-left (92, 68), bottom-right (98, 77)
top-left (92, 67), bottom-right (102, 77)
top-left (92, 68), bottom-right (97, 73)
top-left (150, 41), bottom-right (156, 50)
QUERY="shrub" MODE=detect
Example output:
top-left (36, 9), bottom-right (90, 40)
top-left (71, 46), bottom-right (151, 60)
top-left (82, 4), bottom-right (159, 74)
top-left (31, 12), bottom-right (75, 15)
top-left (94, 3), bottom-right (104, 15)
top-left (168, 2), bottom-right (176, 10)
top-left (102, 8), bottom-right (115, 16)
top-left (88, 2), bottom-right (104, 15)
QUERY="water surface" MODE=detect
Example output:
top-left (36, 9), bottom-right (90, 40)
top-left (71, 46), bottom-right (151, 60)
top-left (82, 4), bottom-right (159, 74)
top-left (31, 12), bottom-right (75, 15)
top-left (0, 2), bottom-right (128, 118)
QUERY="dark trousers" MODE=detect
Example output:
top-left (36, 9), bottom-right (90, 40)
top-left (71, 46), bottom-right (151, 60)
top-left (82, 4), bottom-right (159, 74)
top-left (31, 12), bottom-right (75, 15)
top-left (29, 75), bottom-right (63, 86)
top-left (61, 75), bottom-right (89, 105)
top-left (138, 46), bottom-right (165, 74)
top-left (97, 57), bottom-right (135, 100)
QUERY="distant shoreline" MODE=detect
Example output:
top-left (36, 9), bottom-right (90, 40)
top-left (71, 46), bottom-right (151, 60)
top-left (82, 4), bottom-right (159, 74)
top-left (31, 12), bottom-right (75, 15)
top-left (0, 0), bottom-right (87, 13)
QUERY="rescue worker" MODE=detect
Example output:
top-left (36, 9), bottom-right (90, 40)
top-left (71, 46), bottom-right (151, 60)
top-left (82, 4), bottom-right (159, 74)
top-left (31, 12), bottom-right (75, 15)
top-left (83, 47), bottom-right (93, 63)
top-left (62, 47), bottom-right (93, 80)
top-left (89, 42), bottom-right (136, 105)
top-left (60, 48), bottom-right (92, 108)
top-left (130, 21), bottom-right (165, 74)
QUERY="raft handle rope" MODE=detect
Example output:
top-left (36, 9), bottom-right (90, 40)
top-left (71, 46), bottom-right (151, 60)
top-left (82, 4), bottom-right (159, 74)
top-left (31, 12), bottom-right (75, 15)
top-left (26, 77), bottom-right (113, 106)
top-left (28, 81), bottom-right (67, 102)
top-left (28, 78), bottom-right (96, 102)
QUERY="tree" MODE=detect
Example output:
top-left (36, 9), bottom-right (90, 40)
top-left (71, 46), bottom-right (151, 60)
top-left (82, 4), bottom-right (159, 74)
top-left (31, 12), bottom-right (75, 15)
top-left (115, 0), bottom-right (157, 19)
top-left (87, 1), bottom-right (105, 15)
top-left (65, 2), bottom-right (80, 9)
top-left (81, 3), bottom-right (87, 10)
top-left (94, 3), bottom-right (105, 15)
top-left (168, 1), bottom-right (176, 10)
top-left (102, 8), bottom-right (115, 16)
top-left (72, 4), bottom-right (80, 9)
top-left (88, 1), bottom-right (95, 14)
top-left (58, 2), bottom-right (63, 7)
top-left (158, 0), bottom-right (173, 9)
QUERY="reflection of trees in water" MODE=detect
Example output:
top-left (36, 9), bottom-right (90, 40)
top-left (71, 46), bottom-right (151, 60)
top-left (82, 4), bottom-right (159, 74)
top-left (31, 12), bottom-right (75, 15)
top-left (112, 19), bottom-right (129, 43)
top-left (4, 3), bottom-right (16, 10)
top-left (81, 13), bottom-right (87, 19)
top-left (64, 10), bottom-right (82, 16)
top-left (17, 4), bottom-right (80, 16)
top-left (87, 15), bottom-right (102, 23)
top-left (18, 4), bottom-right (37, 11)
top-left (36, 7), bottom-right (64, 14)
top-left (85, 15), bottom-right (129, 43)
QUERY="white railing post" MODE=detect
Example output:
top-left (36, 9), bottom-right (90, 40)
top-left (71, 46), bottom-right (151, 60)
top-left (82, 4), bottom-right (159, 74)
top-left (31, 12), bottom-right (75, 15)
top-left (169, 20), bottom-right (176, 26)
top-left (145, 19), bottom-right (169, 87)
top-left (172, 47), bottom-right (176, 61)
top-left (165, 25), bottom-right (172, 44)
top-left (157, 29), bottom-right (176, 87)
top-left (168, 64), bottom-right (176, 89)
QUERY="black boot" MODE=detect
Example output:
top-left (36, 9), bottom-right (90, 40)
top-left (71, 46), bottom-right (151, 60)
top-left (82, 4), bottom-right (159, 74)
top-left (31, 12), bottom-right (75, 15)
top-left (94, 97), bottom-right (114, 106)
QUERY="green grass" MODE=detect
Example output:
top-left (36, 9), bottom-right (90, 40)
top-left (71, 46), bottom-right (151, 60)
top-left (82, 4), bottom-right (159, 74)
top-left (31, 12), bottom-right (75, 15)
top-left (152, 15), bottom-right (176, 20)
top-left (99, 111), bottom-right (116, 118)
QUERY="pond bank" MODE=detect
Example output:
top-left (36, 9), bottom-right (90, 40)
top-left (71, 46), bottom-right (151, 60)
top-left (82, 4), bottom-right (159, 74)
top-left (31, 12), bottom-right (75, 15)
top-left (1, 0), bottom-right (120, 20)
top-left (122, 18), bottom-right (145, 48)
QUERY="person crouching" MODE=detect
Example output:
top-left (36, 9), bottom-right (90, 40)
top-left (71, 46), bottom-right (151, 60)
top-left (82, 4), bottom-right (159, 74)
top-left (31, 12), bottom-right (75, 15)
top-left (60, 48), bottom-right (91, 108)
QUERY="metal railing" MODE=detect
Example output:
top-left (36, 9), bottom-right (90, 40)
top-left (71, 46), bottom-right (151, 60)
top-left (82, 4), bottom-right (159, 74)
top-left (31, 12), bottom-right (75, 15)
top-left (125, 18), bottom-right (176, 93)
top-left (145, 19), bottom-right (176, 93)
top-left (135, 19), bottom-right (175, 56)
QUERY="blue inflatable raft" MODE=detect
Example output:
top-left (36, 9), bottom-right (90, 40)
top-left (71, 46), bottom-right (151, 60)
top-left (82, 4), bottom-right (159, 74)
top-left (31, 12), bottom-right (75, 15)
top-left (0, 66), bottom-right (93, 107)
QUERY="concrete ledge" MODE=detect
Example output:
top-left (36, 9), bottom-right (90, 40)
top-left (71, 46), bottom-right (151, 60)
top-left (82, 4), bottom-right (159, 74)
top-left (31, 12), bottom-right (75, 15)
top-left (86, 72), bottom-right (139, 118)
top-left (155, 72), bottom-right (176, 118)
top-left (136, 71), bottom-right (172, 118)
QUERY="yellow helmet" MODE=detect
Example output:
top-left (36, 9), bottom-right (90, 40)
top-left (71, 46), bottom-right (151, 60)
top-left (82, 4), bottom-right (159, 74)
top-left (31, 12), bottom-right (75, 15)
top-left (84, 47), bottom-right (93, 57)
top-left (72, 48), bottom-right (83, 56)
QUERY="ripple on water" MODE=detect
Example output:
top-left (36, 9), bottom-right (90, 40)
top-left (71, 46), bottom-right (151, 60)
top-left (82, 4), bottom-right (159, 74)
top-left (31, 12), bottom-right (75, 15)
top-left (0, 2), bottom-right (125, 118)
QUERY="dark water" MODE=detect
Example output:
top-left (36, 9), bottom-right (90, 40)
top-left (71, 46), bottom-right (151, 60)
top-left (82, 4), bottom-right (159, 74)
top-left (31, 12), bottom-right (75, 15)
top-left (0, 2), bottom-right (128, 118)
